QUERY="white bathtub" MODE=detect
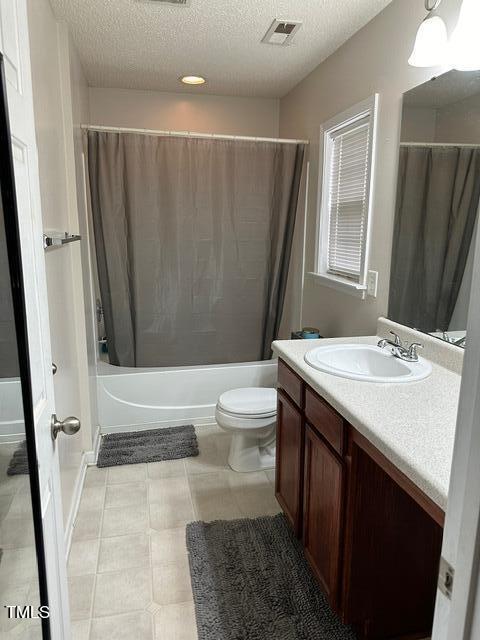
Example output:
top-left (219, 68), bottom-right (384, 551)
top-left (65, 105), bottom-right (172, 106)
top-left (0, 377), bottom-right (25, 443)
top-left (97, 359), bottom-right (278, 432)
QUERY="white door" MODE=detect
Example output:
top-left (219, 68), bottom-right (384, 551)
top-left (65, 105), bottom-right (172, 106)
top-left (432, 204), bottom-right (480, 640)
top-left (0, 0), bottom-right (70, 637)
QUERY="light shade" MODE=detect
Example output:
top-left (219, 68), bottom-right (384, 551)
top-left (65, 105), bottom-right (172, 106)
top-left (408, 15), bottom-right (448, 67)
top-left (449, 0), bottom-right (480, 71)
top-left (180, 75), bottom-right (206, 85)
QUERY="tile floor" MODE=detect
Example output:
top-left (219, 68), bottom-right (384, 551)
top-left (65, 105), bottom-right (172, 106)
top-left (0, 443), bottom-right (43, 639)
top-left (68, 423), bottom-right (280, 640)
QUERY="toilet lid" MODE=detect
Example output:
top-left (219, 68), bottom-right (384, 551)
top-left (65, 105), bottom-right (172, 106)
top-left (218, 387), bottom-right (277, 417)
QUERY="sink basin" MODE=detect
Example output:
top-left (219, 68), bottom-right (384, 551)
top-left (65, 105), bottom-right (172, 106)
top-left (304, 344), bottom-right (432, 383)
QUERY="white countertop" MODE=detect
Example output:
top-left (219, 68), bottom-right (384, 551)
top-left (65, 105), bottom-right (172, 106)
top-left (272, 326), bottom-right (462, 511)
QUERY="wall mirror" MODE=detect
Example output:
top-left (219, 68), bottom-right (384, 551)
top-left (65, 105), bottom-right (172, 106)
top-left (0, 55), bottom-right (50, 637)
top-left (388, 70), bottom-right (480, 349)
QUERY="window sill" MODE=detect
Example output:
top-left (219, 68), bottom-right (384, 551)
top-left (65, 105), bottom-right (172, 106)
top-left (307, 272), bottom-right (367, 299)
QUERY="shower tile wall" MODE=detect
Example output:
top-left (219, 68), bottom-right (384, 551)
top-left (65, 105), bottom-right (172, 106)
top-left (68, 424), bottom-right (280, 639)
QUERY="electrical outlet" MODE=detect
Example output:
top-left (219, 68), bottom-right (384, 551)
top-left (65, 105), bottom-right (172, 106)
top-left (367, 270), bottom-right (378, 298)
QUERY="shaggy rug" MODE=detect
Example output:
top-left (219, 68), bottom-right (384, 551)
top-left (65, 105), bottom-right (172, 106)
top-left (97, 424), bottom-right (198, 467)
top-left (186, 513), bottom-right (356, 640)
top-left (7, 441), bottom-right (29, 476)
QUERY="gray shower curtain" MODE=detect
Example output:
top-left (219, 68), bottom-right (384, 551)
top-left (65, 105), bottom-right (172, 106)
top-left (389, 145), bottom-right (480, 332)
top-left (87, 131), bottom-right (305, 367)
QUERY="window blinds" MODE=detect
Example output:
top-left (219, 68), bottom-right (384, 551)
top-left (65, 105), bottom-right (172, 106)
top-left (327, 116), bottom-right (371, 282)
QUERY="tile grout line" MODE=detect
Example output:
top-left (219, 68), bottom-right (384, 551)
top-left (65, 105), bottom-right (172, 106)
top-left (89, 471), bottom-right (108, 631)
top-left (184, 459), bottom-right (198, 521)
top-left (146, 466), bottom-right (156, 640)
top-left (68, 468), bottom-right (106, 636)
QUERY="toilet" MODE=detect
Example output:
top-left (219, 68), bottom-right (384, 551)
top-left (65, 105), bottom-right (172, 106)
top-left (215, 387), bottom-right (277, 472)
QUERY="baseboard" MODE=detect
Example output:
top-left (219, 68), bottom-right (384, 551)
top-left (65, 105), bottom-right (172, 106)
top-left (84, 425), bottom-right (102, 466)
top-left (64, 451), bottom-right (88, 560)
top-left (64, 426), bottom-right (102, 558)
top-left (0, 433), bottom-right (25, 444)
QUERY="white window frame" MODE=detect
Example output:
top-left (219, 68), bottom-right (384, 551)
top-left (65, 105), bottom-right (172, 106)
top-left (310, 94), bottom-right (379, 298)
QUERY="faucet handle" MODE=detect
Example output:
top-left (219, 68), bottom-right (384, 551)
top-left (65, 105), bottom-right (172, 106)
top-left (407, 342), bottom-right (424, 360)
top-left (389, 331), bottom-right (402, 346)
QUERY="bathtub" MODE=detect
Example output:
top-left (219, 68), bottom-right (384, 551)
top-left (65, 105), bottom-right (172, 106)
top-left (97, 359), bottom-right (278, 432)
top-left (0, 377), bottom-right (25, 443)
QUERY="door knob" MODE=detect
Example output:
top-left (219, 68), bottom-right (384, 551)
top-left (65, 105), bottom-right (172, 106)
top-left (51, 414), bottom-right (81, 440)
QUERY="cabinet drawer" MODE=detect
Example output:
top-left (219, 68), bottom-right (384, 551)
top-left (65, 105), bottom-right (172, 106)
top-left (278, 359), bottom-right (303, 408)
top-left (305, 387), bottom-right (345, 456)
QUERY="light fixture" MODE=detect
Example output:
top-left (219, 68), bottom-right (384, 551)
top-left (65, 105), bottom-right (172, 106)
top-left (408, 0), bottom-right (448, 68)
top-left (180, 75), bottom-right (206, 85)
top-left (449, 0), bottom-right (480, 71)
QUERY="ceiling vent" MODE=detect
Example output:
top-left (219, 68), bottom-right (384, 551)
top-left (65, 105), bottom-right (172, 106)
top-left (262, 19), bottom-right (302, 46)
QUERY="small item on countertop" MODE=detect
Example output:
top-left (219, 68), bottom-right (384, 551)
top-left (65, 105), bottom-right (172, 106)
top-left (301, 327), bottom-right (321, 339)
top-left (291, 328), bottom-right (323, 340)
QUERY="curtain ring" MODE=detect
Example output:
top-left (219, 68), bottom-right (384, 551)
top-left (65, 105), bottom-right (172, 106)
top-left (425, 0), bottom-right (442, 11)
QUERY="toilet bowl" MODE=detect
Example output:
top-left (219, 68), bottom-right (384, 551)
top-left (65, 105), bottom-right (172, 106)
top-left (215, 387), bottom-right (277, 472)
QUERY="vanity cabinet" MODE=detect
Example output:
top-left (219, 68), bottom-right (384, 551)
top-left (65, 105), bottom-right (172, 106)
top-left (275, 358), bottom-right (443, 640)
top-left (275, 386), bottom-right (304, 535)
top-left (342, 435), bottom-right (443, 638)
top-left (303, 424), bottom-right (344, 611)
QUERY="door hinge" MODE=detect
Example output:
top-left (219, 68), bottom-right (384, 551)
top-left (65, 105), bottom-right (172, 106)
top-left (438, 556), bottom-right (454, 600)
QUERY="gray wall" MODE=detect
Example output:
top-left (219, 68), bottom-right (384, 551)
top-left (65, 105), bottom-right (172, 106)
top-left (436, 93), bottom-right (480, 144)
top-left (89, 87), bottom-right (280, 138)
top-left (401, 106), bottom-right (437, 142)
top-left (279, 0), bottom-right (464, 338)
top-left (401, 96), bottom-right (480, 144)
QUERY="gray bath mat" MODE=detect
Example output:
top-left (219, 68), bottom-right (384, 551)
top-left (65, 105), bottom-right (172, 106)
top-left (7, 441), bottom-right (29, 476)
top-left (97, 424), bottom-right (199, 468)
top-left (186, 513), bottom-right (356, 640)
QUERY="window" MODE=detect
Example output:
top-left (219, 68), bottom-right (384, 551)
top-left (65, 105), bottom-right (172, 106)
top-left (313, 95), bottom-right (378, 297)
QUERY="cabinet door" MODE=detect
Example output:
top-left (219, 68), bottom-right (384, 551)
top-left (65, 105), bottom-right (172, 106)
top-left (275, 389), bottom-right (304, 536)
top-left (342, 441), bottom-right (442, 638)
top-left (303, 424), bottom-right (344, 611)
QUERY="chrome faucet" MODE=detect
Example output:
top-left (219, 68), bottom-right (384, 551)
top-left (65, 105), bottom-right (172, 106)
top-left (453, 335), bottom-right (466, 348)
top-left (377, 331), bottom-right (424, 362)
top-left (442, 331), bottom-right (466, 348)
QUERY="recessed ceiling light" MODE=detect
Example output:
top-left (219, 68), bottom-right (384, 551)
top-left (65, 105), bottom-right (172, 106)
top-left (180, 75), bottom-right (206, 85)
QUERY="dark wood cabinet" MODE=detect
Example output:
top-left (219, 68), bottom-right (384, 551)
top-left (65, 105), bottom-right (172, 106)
top-left (278, 358), bottom-right (304, 408)
top-left (342, 436), bottom-right (443, 639)
top-left (275, 358), bottom-right (444, 640)
top-left (305, 387), bottom-right (346, 456)
top-left (303, 424), bottom-right (344, 612)
top-left (275, 388), bottom-right (304, 535)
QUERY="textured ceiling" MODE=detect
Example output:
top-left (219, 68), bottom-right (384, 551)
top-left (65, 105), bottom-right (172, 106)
top-left (50, 0), bottom-right (393, 98)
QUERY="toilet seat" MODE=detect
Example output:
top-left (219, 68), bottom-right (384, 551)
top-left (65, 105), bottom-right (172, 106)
top-left (215, 405), bottom-right (276, 431)
top-left (218, 406), bottom-right (276, 420)
top-left (218, 387), bottom-right (277, 418)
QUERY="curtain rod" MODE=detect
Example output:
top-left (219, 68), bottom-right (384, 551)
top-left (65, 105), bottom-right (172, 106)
top-left (81, 124), bottom-right (309, 145)
top-left (400, 142), bottom-right (480, 148)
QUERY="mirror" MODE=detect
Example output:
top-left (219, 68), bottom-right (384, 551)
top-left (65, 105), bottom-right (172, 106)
top-left (0, 57), bottom-right (49, 637)
top-left (388, 70), bottom-right (480, 348)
